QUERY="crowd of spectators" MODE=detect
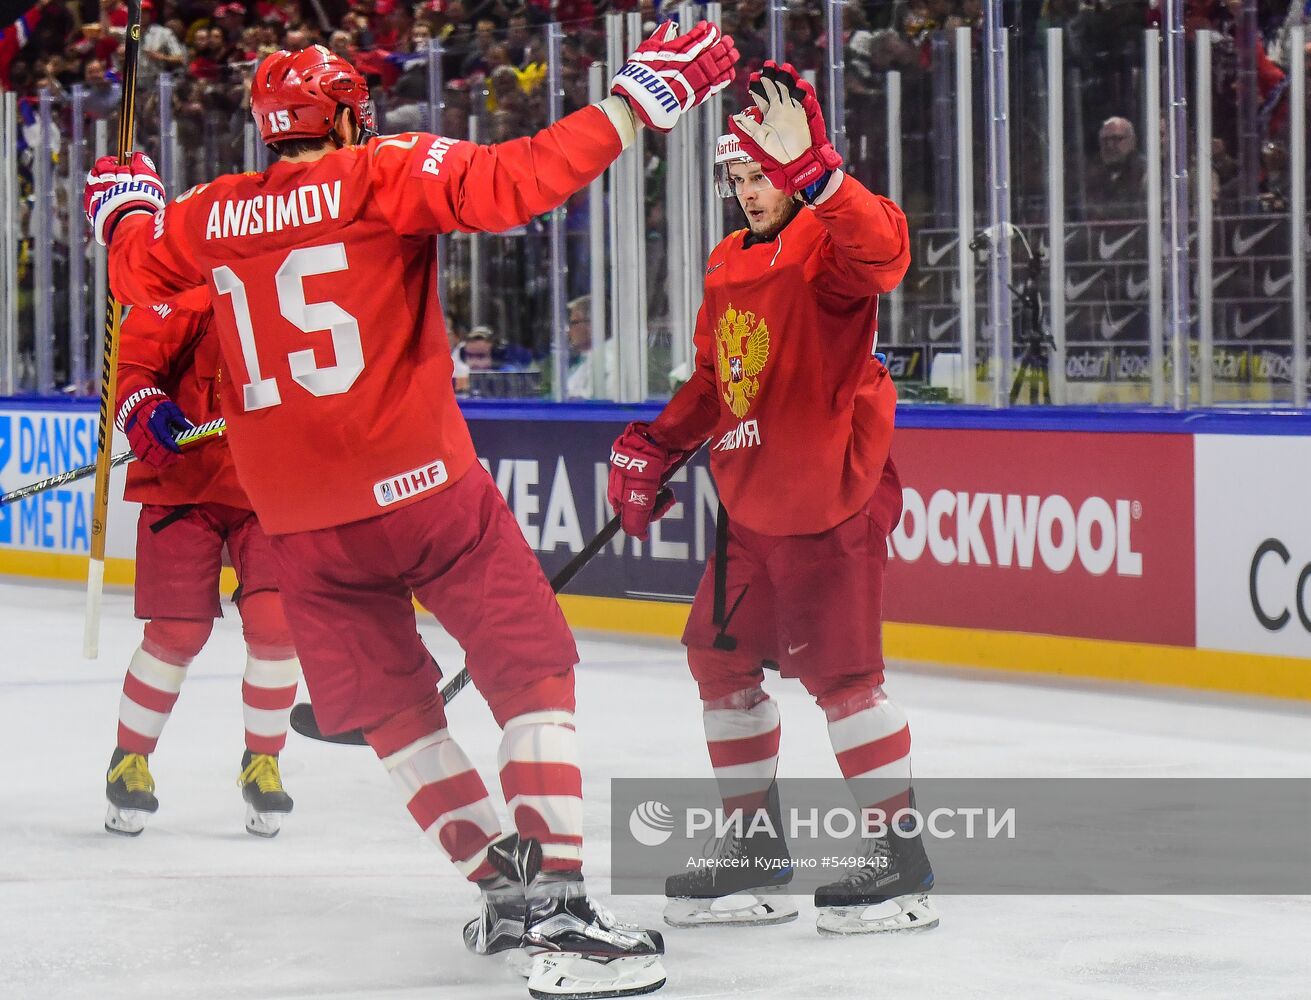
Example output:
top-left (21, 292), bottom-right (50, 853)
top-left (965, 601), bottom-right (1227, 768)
top-left (1, 0), bottom-right (1307, 389)
top-left (3, 0), bottom-right (1305, 213)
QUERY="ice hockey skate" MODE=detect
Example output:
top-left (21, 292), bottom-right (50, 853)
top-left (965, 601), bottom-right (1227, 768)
top-left (104, 749), bottom-right (159, 836)
top-left (814, 828), bottom-right (938, 935)
top-left (237, 751), bottom-right (293, 837)
top-left (663, 783), bottom-right (798, 928)
top-left (484, 834), bottom-right (666, 998)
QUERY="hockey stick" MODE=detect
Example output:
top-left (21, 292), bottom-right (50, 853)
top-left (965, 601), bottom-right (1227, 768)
top-left (290, 446), bottom-right (705, 746)
top-left (84, 0), bottom-right (145, 660)
top-left (0, 420), bottom-right (226, 508)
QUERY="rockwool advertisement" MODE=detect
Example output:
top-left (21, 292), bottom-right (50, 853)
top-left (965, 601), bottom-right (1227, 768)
top-left (1195, 435), bottom-right (1311, 659)
top-left (883, 429), bottom-right (1196, 646)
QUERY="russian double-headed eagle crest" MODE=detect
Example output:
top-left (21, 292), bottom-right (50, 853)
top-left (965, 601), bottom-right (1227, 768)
top-left (715, 306), bottom-right (770, 419)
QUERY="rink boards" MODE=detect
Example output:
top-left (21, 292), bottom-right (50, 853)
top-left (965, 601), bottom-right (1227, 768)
top-left (1, 398), bottom-right (1308, 699)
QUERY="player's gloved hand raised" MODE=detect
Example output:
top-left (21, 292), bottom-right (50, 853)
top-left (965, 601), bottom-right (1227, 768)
top-left (83, 152), bottom-right (167, 247)
top-left (608, 422), bottom-right (680, 540)
top-left (611, 20), bottom-right (739, 133)
top-left (117, 387), bottom-right (194, 469)
top-left (729, 61), bottom-right (843, 201)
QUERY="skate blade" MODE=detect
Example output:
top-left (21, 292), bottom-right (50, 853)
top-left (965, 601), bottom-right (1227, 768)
top-left (663, 888), bottom-right (799, 928)
top-left (244, 804), bottom-right (283, 838)
top-left (815, 893), bottom-right (939, 935)
top-left (104, 804), bottom-right (150, 836)
top-left (527, 952), bottom-right (666, 999)
top-left (505, 947), bottom-right (532, 978)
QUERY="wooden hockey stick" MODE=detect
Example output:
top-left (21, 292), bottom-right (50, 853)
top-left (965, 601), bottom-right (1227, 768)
top-left (290, 446), bottom-right (704, 746)
top-left (84, 0), bottom-right (145, 660)
top-left (0, 420), bottom-right (226, 508)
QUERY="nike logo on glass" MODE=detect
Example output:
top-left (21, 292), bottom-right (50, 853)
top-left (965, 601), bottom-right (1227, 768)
top-left (1125, 272), bottom-right (1150, 300)
top-left (1100, 309), bottom-right (1140, 339)
top-left (1211, 266), bottom-right (1239, 290)
top-left (1262, 270), bottom-right (1293, 297)
top-left (1233, 306), bottom-right (1280, 339)
top-left (1098, 228), bottom-right (1141, 260)
top-left (925, 238), bottom-right (958, 267)
top-left (1066, 269), bottom-right (1106, 301)
top-left (928, 313), bottom-right (959, 341)
top-left (1232, 222), bottom-right (1280, 256)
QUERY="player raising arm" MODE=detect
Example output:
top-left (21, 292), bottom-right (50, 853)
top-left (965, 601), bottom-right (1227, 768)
top-left (105, 293), bottom-right (301, 840)
top-left (83, 26), bottom-right (737, 1000)
top-left (607, 63), bottom-right (936, 936)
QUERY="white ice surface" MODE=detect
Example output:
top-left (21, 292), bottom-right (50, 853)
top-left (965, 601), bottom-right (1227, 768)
top-left (1, 578), bottom-right (1309, 1000)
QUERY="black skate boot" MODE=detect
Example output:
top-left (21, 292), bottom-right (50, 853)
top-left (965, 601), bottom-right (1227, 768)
top-left (489, 835), bottom-right (666, 998)
top-left (814, 822), bottom-right (938, 935)
top-left (523, 873), bottom-right (667, 999)
top-left (463, 834), bottom-right (529, 958)
top-left (238, 750), bottom-right (294, 838)
top-left (105, 748), bottom-right (159, 836)
top-left (663, 782), bottom-right (797, 928)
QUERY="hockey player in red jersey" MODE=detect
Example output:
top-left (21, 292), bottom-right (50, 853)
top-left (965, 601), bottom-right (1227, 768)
top-left (608, 63), bottom-right (937, 936)
top-left (105, 293), bottom-right (301, 840)
top-left (84, 28), bottom-right (737, 998)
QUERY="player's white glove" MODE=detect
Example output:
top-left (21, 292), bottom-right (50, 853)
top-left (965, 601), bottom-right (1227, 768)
top-left (83, 152), bottom-right (167, 247)
top-left (611, 20), bottom-right (739, 133)
top-left (730, 61), bottom-right (843, 201)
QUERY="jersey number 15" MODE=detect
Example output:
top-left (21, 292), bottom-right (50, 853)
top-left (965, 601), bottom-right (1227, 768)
top-left (212, 242), bottom-right (365, 412)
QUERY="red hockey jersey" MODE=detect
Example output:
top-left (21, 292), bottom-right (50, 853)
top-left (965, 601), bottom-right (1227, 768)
top-left (651, 174), bottom-right (910, 537)
top-left (107, 107), bottom-right (624, 534)
top-left (117, 293), bottom-right (250, 510)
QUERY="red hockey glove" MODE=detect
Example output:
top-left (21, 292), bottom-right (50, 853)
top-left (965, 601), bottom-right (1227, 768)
top-left (729, 61), bottom-right (842, 200)
top-left (84, 152), bottom-right (167, 247)
top-left (608, 422), bottom-right (681, 540)
top-left (117, 387), bottom-right (194, 469)
top-left (611, 20), bottom-right (739, 133)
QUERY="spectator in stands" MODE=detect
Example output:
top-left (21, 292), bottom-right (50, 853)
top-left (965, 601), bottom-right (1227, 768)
top-left (565, 295), bottom-right (616, 400)
top-left (137, 0), bottom-right (187, 91)
top-left (2, 1), bottom-right (53, 92)
top-left (459, 326), bottom-right (499, 372)
top-left (188, 27), bottom-right (224, 81)
top-left (82, 56), bottom-right (122, 119)
top-left (214, 3), bottom-right (248, 44)
top-left (1084, 116), bottom-right (1147, 220)
top-left (284, 27), bottom-right (309, 51)
top-left (1257, 139), bottom-right (1290, 213)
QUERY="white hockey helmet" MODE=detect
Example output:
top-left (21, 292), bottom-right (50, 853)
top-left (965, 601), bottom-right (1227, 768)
top-left (714, 131), bottom-right (755, 198)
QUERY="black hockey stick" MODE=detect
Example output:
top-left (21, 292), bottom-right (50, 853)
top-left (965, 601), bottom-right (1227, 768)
top-left (0, 420), bottom-right (226, 507)
top-left (289, 446), bottom-right (703, 746)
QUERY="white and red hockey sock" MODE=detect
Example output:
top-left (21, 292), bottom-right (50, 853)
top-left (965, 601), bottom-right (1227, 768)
top-left (115, 618), bottom-right (213, 755)
top-left (378, 729), bottom-right (505, 882)
top-left (240, 652), bottom-right (299, 756)
top-left (498, 711), bottom-right (584, 874)
top-left (820, 686), bottom-right (913, 820)
top-left (702, 687), bottom-right (781, 816)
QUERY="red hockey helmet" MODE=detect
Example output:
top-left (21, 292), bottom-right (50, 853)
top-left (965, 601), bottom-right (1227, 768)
top-left (250, 45), bottom-right (376, 145)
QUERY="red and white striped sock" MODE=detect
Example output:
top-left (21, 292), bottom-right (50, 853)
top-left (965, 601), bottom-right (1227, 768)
top-left (822, 687), bottom-right (912, 820)
top-left (702, 687), bottom-right (781, 816)
top-left (381, 729), bottom-right (504, 882)
top-left (498, 710), bottom-right (584, 874)
top-left (241, 653), bottom-right (299, 756)
top-left (116, 645), bottom-right (189, 755)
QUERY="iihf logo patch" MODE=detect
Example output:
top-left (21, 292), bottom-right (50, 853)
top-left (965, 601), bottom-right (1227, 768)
top-left (380, 482), bottom-right (394, 503)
